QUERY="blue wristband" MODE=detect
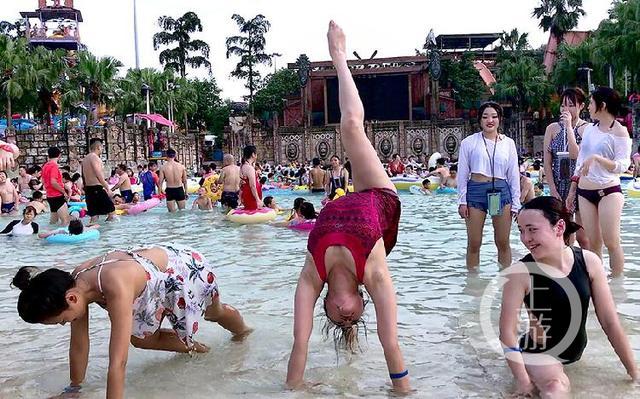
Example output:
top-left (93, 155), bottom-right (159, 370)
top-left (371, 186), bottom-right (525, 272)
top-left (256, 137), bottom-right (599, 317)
top-left (503, 346), bottom-right (522, 353)
top-left (390, 369), bottom-right (409, 379)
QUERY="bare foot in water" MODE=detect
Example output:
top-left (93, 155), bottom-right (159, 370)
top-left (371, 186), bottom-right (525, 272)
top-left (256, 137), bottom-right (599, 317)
top-left (327, 20), bottom-right (346, 62)
top-left (231, 327), bottom-right (254, 342)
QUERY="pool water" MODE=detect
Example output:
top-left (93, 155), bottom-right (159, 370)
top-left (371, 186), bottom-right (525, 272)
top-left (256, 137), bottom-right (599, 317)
top-left (1, 191), bottom-right (639, 398)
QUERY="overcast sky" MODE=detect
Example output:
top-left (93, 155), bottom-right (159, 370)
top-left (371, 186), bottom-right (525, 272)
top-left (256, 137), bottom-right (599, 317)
top-left (4, 0), bottom-right (611, 101)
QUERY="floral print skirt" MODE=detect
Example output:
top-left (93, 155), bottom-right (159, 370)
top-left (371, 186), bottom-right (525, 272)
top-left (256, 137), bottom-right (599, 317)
top-left (129, 244), bottom-right (219, 349)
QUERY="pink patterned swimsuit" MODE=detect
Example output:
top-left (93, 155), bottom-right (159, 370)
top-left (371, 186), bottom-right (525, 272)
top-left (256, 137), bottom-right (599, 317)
top-left (307, 188), bottom-right (401, 283)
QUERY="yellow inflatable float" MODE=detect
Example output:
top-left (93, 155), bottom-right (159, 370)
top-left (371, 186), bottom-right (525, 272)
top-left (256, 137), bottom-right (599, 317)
top-left (227, 208), bottom-right (277, 224)
top-left (626, 180), bottom-right (640, 198)
top-left (202, 175), bottom-right (222, 202)
top-left (293, 184), bottom-right (355, 192)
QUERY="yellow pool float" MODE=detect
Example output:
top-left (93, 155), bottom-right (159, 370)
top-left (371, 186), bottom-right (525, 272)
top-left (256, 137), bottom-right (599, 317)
top-left (202, 175), bottom-right (222, 202)
top-left (227, 208), bottom-right (277, 224)
top-left (626, 180), bottom-right (640, 198)
top-left (187, 178), bottom-right (201, 194)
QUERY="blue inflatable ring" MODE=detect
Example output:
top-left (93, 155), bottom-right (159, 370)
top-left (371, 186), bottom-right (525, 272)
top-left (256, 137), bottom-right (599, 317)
top-left (435, 187), bottom-right (457, 195)
top-left (45, 229), bottom-right (100, 244)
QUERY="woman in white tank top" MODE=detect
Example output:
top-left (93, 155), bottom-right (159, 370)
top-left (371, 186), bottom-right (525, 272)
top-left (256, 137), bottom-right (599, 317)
top-left (569, 87), bottom-right (632, 276)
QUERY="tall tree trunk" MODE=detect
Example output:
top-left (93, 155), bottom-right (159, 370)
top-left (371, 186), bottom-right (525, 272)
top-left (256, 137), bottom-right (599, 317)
top-left (6, 96), bottom-right (12, 132)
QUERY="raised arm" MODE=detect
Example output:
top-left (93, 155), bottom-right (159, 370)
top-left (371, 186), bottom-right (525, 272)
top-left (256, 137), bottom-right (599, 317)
top-left (111, 175), bottom-right (125, 192)
top-left (499, 264), bottom-right (534, 396)
top-left (587, 251), bottom-right (638, 381)
top-left (69, 307), bottom-right (90, 388)
top-left (0, 140), bottom-right (19, 171)
top-left (543, 126), bottom-right (559, 198)
top-left (286, 259), bottom-right (323, 389)
top-left (365, 261), bottom-right (410, 392)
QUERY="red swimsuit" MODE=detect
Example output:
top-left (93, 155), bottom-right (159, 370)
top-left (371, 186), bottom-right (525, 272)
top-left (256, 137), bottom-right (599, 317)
top-left (307, 188), bottom-right (401, 283)
top-left (239, 172), bottom-right (263, 210)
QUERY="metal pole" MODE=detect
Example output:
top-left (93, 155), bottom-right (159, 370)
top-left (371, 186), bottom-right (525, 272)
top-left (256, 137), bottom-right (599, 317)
top-left (609, 66), bottom-right (614, 89)
top-left (625, 69), bottom-right (629, 97)
top-left (133, 0), bottom-right (140, 69)
top-left (580, 67), bottom-right (594, 93)
top-left (145, 89), bottom-right (151, 128)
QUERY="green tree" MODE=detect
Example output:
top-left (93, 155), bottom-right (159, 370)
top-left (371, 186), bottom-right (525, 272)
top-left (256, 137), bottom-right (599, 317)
top-left (252, 68), bottom-right (300, 118)
top-left (551, 38), bottom-right (605, 90)
top-left (496, 28), bottom-right (531, 63)
top-left (532, 0), bottom-right (585, 43)
top-left (30, 46), bottom-right (68, 122)
top-left (153, 12), bottom-right (211, 78)
top-left (592, 0), bottom-right (640, 91)
top-left (188, 77), bottom-right (229, 139)
top-left (439, 52), bottom-right (487, 109)
top-left (226, 14), bottom-right (276, 112)
top-left (113, 68), bottom-right (168, 118)
top-left (493, 56), bottom-right (553, 112)
top-left (0, 36), bottom-right (31, 129)
top-left (70, 51), bottom-right (122, 126)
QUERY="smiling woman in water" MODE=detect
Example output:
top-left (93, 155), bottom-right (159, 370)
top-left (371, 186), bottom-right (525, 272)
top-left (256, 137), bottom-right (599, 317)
top-left (500, 196), bottom-right (637, 397)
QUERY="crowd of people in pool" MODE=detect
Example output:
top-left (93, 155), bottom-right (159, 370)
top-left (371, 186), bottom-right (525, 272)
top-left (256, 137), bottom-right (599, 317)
top-left (2, 21), bottom-right (640, 399)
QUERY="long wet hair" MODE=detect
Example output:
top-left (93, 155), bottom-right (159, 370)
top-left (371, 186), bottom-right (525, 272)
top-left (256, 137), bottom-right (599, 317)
top-left (520, 196), bottom-right (582, 244)
top-left (322, 290), bottom-right (369, 356)
top-left (12, 266), bottom-right (75, 323)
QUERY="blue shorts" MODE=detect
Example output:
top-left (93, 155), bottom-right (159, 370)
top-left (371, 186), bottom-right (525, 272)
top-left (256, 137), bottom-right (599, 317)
top-left (1, 202), bottom-right (16, 214)
top-left (466, 180), bottom-right (512, 213)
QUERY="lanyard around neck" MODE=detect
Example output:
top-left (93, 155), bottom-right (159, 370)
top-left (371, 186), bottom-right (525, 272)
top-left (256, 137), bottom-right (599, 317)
top-left (482, 133), bottom-right (498, 190)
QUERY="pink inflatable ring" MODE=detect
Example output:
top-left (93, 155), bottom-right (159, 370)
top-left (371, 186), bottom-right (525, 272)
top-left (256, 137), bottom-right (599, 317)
top-left (127, 197), bottom-right (161, 216)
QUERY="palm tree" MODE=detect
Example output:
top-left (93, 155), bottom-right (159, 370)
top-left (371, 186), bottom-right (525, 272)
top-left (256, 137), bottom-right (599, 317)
top-left (532, 0), bottom-right (585, 43)
top-left (592, 0), bottom-right (640, 91)
top-left (552, 38), bottom-right (605, 91)
top-left (0, 36), bottom-right (30, 131)
top-left (499, 29), bottom-right (530, 52)
top-left (226, 14), bottom-right (276, 112)
top-left (496, 28), bottom-right (531, 63)
top-left (153, 12), bottom-right (211, 78)
top-left (71, 52), bottom-right (122, 126)
top-left (30, 46), bottom-right (68, 124)
top-left (493, 56), bottom-right (553, 112)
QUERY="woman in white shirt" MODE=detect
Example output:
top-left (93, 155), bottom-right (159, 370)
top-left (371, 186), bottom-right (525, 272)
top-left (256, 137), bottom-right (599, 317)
top-left (457, 102), bottom-right (521, 268)
top-left (567, 87), bottom-right (632, 276)
top-left (0, 206), bottom-right (39, 235)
